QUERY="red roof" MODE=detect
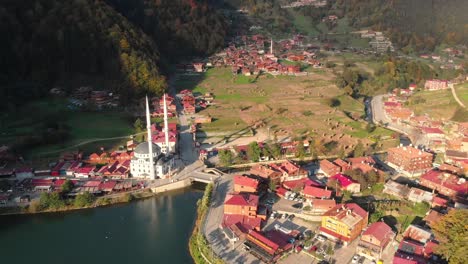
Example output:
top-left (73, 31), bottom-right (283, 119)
top-left (421, 170), bottom-right (467, 194)
top-left (276, 187), bottom-right (288, 197)
top-left (31, 179), bottom-right (53, 187)
top-left (75, 166), bottom-right (95, 174)
top-left (330, 174), bottom-right (357, 188)
top-left (302, 186), bottom-right (332, 198)
top-left (420, 127), bottom-right (444, 134)
top-left (432, 196), bottom-right (448, 207)
top-left (83, 180), bottom-right (101, 187)
top-left (99, 181), bottom-right (117, 191)
top-left (323, 203), bottom-right (368, 220)
top-left (248, 230), bottom-right (279, 255)
top-left (225, 193), bottom-right (259, 207)
top-left (234, 175), bottom-right (259, 190)
top-left (223, 214), bottom-right (262, 232)
top-left (362, 222), bottom-right (393, 246)
top-left (282, 178), bottom-right (307, 190)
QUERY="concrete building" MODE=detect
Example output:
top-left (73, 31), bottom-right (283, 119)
top-left (319, 203), bottom-right (368, 245)
top-left (420, 169), bottom-right (468, 198)
top-left (386, 146), bottom-right (433, 176)
top-left (233, 175), bottom-right (259, 193)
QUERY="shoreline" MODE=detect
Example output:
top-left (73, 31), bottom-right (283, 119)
top-left (0, 189), bottom-right (157, 216)
top-left (188, 183), bottom-right (223, 264)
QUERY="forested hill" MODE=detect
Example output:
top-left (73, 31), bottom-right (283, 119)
top-left (334, 0), bottom-right (468, 52)
top-left (106, 0), bottom-right (228, 58)
top-left (0, 0), bottom-right (227, 107)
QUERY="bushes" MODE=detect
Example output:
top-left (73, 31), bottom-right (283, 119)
top-left (74, 192), bottom-right (95, 207)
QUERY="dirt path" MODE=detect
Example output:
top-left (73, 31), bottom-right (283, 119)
top-left (450, 85), bottom-right (466, 108)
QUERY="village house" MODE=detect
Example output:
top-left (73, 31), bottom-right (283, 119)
top-left (308, 199), bottom-right (337, 214)
top-left (394, 224), bottom-right (438, 263)
top-left (269, 160), bottom-right (308, 182)
top-left (319, 203), bottom-right (368, 245)
top-left (302, 185), bottom-right (332, 199)
top-left (223, 193), bottom-right (265, 232)
top-left (318, 159), bottom-right (341, 177)
top-left (74, 166), bottom-right (96, 178)
top-left (330, 174), bottom-right (361, 193)
top-left (356, 222), bottom-right (395, 260)
top-left (233, 175), bottom-right (259, 194)
top-left (386, 146), bottom-right (434, 176)
top-left (419, 169), bottom-right (467, 198)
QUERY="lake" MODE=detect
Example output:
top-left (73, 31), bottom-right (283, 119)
top-left (0, 188), bottom-right (202, 264)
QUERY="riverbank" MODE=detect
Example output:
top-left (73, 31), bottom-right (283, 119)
top-left (0, 189), bottom-right (156, 216)
top-left (189, 183), bottom-right (224, 264)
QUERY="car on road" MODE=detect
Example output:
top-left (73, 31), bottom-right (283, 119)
top-left (292, 203), bottom-right (302, 208)
top-left (351, 255), bottom-right (360, 263)
top-left (317, 235), bottom-right (326, 242)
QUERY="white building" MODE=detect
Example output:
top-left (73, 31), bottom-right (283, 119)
top-left (130, 142), bottom-right (173, 179)
top-left (130, 95), bottom-right (174, 179)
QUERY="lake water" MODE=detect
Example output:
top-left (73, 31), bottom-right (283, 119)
top-left (0, 188), bottom-right (202, 264)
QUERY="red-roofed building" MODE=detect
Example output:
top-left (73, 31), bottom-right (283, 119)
top-left (386, 146), bottom-right (433, 176)
top-left (357, 222), bottom-right (395, 260)
top-left (333, 159), bottom-right (350, 171)
top-left (309, 199), bottom-right (336, 214)
top-left (99, 181), bottom-right (117, 193)
top-left (319, 203), bottom-right (368, 245)
top-left (74, 166), bottom-right (96, 178)
top-left (224, 193), bottom-right (261, 219)
top-left (233, 175), bottom-right (259, 193)
top-left (245, 230), bottom-right (284, 262)
top-left (420, 127), bottom-right (444, 138)
top-left (330, 174), bottom-right (361, 193)
top-left (302, 186), bottom-right (332, 199)
top-left (222, 214), bottom-right (262, 232)
top-left (250, 164), bottom-right (282, 183)
top-left (319, 159), bottom-right (341, 176)
top-left (431, 196), bottom-right (448, 208)
top-left (269, 160), bottom-right (308, 182)
top-left (420, 169), bottom-right (467, 197)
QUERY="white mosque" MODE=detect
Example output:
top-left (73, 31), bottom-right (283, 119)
top-left (130, 95), bottom-right (174, 179)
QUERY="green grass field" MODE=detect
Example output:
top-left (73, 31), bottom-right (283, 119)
top-left (407, 83), bottom-right (468, 120)
top-left (174, 67), bottom-right (396, 153)
top-left (0, 98), bottom-right (134, 159)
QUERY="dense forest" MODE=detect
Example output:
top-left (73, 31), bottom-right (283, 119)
top-left (333, 0), bottom-right (468, 52)
top-left (0, 0), bottom-right (227, 108)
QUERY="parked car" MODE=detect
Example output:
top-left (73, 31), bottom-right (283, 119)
top-left (270, 213), bottom-right (276, 219)
top-left (351, 255), bottom-right (360, 264)
top-left (276, 213), bottom-right (282, 219)
top-left (358, 256), bottom-right (365, 264)
top-left (282, 213), bottom-right (288, 219)
top-left (310, 245), bottom-right (318, 252)
top-left (317, 235), bottom-right (326, 242)
top-left (317, 248), bottom-right (324, 255)
top-left (288, 214), bottom-right (295, 220)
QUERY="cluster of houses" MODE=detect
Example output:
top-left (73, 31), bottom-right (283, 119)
top-left (199, 34), bottom-right (321, 76)
top-left (175, 90), bottom-right (210, 115)
top-left (64, 86), bottom-right (120, 109)
top-left (384, 84), bottom-right (468, 168)
top-left (151, 93), bottom-right (177, 118)
top-left (420, 47), bottom-right (465, 70)
top-left (27, 178), bottom-right (135, 194)
top-left (281, 0), bottom-right (327, 8)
